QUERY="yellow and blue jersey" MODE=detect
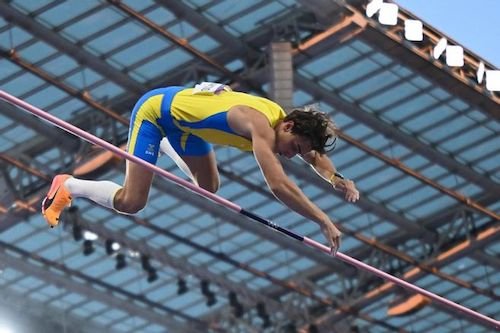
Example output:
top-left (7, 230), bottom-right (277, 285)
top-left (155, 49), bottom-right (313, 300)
top-left (127, 86), bottom-right (286, 164)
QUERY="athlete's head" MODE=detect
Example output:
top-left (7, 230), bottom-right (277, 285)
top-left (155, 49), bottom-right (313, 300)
top-left (276, 105), bottom-right (338, 158)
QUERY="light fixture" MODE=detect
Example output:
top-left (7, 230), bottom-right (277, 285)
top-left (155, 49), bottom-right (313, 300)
top-left (404, 19), bottom-right (423, 41)
top-left (83, 230), bottom-right (98, 241)
top-left (115, 253), bottom-right (126, 270)
top-left (177, 278), bottom-right (188, 295)
top-left (378, 2), bottom-right (398, 26)
top-left (72, 224), bottom-right (82, 242)
top-left (147, 269), bottom-right (158, 283)
top-left (446, 45), bottom-right (464, 67)
top-left (83, 240), bottom-right (94, 256)
top-left (256, 302), bottom-right (271, 328)
top-left (141, 255), bottom-right (158, 283)
top-left (141, 255), bottom-right (153, 271)
top-left (105, 239), bottom-right (120, 255)
top-left (201, 280), bottom-right (217, 307)
top-left (486, 70), bottom-right (500, 91)
top-left (128, 249), bottom-right (140, 258)
top-left (366, 0), bottom-right (382, 18)
top-left (229, 291), bottom-right (244, 318)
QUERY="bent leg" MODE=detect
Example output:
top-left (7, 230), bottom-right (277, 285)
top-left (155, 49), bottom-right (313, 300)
top-left (68, 95), bottom-right (162, 214)
top-left (113, 160), bottom-right (154, 214)
top-left (164, 130), bottom-right (220, 193)
top-left (181, 151), bottom-right (220, 193)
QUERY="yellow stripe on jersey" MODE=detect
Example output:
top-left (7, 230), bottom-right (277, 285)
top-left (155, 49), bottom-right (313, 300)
top-left (128, 94), bottom-right (164, 154)
top-left (170, 88), bottom-right (286, 151)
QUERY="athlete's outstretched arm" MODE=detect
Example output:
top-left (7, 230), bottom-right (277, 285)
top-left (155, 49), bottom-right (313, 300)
top-left (227, 106), bottom-right (341, 253)
top-left (301, 151), bottom-right (360, 203)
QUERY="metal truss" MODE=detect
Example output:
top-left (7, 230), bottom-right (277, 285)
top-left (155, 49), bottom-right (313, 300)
top-left (306, 222), bottom-right (499, 330)
top-left (0, 155), bottom-right (391, 331)
top-left (0, 241), bottom-right (204, 333)
top-left (1, 0), bottom-right (498, 331)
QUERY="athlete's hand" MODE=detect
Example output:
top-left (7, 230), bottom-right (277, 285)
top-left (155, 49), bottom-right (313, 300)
top-left (320, 221), bottom-right (342, 256)
top-left (343, 179), bottom-right (360, 203)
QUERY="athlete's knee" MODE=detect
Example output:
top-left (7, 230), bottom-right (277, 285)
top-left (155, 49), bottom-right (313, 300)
top-left (113, 194), bottom-right (147, 214)
top-left (199, 178), bottom-right (219, 193)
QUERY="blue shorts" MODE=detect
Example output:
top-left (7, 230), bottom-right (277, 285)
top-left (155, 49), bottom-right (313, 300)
top-left (127, 87), bottom-right (212, 164)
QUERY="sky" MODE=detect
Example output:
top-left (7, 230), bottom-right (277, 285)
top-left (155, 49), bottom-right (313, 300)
top-left (394, 0), bottom-right (500, 68)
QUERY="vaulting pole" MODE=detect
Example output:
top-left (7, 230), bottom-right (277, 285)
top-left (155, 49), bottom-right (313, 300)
top-left (1, 90), bottom-right (498, 329)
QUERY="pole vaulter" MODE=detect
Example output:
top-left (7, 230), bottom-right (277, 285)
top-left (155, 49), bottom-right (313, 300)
top-left (0, 90), bottom-right (498, 329)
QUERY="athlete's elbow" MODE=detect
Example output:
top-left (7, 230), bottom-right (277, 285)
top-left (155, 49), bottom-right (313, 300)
top-left (268, 181), bottom-right (290, 198)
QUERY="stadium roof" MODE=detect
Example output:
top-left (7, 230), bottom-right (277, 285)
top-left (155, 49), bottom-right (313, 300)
top-left (0, 0), bottom-right (498, 332)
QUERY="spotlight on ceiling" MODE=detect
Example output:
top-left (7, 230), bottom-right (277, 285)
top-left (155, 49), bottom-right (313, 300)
top-left (177, 278), bottom-right (188, 295)
top-left (201, 280), bottom-right (217, 307)
top-left (83, 230), bottom-right (98, 241)
top-left (256, 302), bottom-right (271, 328)
top-left (72, 224), bottom-right (82, 242)
top-left (228, 291), bottom-right (244, 318)
top-left (105, 239), bottom-right (120, 255)
top-left (115, 253), bottom-right (126, 270)
top-left (82, 240), bottom-right (94, 256)
top-left (147, 269), bottom-right (158, 283)
top-left (141, 255), bottom-right (158, 283)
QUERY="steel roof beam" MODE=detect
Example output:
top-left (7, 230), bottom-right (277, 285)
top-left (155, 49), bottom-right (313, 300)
top-left (0, 242), bottom-right (203, 333)
top-left (293, 74), bottom-right (500, 199)
top-left (0, 100), bottom-right (80, 152)
top-left (0, 48), bottom-right (347, 267)
top-left (218, 167), bottom-right (497, 302)
top-left (154, 3), bottom-right (497, 201)
top-left (107, 0), bottom-right (253, 90)
top-left (308, 223), bottom-right (499, 329)
top-left (472, 250), bottom-right (500, 271)
top-left (152, 4), bottom-right (500, 222)
top-left (72, 210), bottom-right (305, 318)
top-left (156, 0), bottom-right (255, 58)
top-left (4, 0), bottom-right (496, 270)
top-left (0, 2), bottom-right (143, 94)
top-left (185, 7), bottom-right (498, 196)
top-left (330, 194), bottom-right (499, 277)
top-left (0, 151), bottom-right (349, 303)
top-left (8, 0), bottom-right (496, 282)
top-left (282, 158), bottom-right (435, 239)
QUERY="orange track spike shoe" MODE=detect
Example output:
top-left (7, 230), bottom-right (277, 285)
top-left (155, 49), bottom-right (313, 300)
top-left (42, 174), bottom-right (72, 228)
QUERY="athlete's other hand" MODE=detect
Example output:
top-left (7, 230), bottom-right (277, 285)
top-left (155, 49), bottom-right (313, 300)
top-left (321, 221), bottom-right (342, 256)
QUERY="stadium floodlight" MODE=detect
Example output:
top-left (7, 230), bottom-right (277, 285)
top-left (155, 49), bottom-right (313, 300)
top-left (105, 239), bottom-right (120, 255)
top-left (446, 45), bottom-right (464, 67)
top-left (486, 70), bottom-right (500, 91)
top-left (83, 230), bottom-right (98, 241)
top-left (477, 62), bottom-right (485, 84)
top-left (404, 19), bottom-right (423, 41)
top-left (83, 240), bottom-right (95, 256)
top-left (366, 0), bottom-right (383, 18)
top-left (433, 37), bottom-right (447, 59)
top-left (378, 2), bottom-right (398, 26)
top-left (115, 253), bottom-right (126, 270)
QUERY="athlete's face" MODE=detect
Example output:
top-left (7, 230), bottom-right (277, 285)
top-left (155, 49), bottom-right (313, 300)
top-left (276, 121), bottom-right (313, 159)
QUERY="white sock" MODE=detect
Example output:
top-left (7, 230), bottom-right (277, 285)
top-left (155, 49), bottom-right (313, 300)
top-left (64, 177), bottom-right (122, 210)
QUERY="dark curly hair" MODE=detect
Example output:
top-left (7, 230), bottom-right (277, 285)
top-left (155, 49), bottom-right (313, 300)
top-left (284, 105), bottom-right (338, 154)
